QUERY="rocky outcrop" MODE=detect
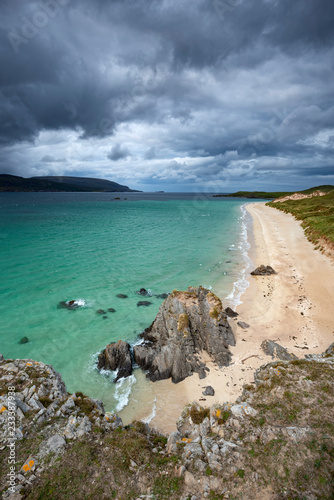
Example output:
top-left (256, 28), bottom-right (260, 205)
top-left (261, 339), bottom-right (298, 361)
top-left (97, 341), bottom-right (132, 382)
top-left (250, 265), bottom-right (277, 276)
top-left (133, 286), bottom-right (235, 383)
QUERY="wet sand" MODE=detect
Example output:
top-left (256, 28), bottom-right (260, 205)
top-left (120, 202), bottom-right (334, 434)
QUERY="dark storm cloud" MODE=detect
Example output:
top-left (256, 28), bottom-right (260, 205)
top-left (0, 0), bottom-right (334, 188)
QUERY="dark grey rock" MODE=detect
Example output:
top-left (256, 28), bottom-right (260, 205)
top-left (107, 308), bottom-right (116, 313)
top-left (156, 293), bottom-right (169, 299)
top-left (97, 340), bottom-right (132, 382)
top-left (137, 301), bottom-right (153, 307)
top-left (116, 294), bottom-right (128, 299)
top-left (133, 286), bottom-right (235, 384)
top-left (237, 321), bottom-right (250, 329)
top-left (136, 288), bottom-right (150, 296)
top-left (225, 307), bottom-right (238, 318)
top-left (251, 265), bottom-right (277, 276)
top-left (202, 386), bottom-right (215, 396)
top-left (96, 309), bottom-right (106, 315)
top-left (58, 300), bottom-right (81, 310)
top-left (18, 336), bottom-right (29, 344)
top-left (261, 340), bottom-right (298, 361)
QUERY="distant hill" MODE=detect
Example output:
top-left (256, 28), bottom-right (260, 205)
top-left (0, 174), bottom-right (140, 192)
top-left (213, 185), bottom-right (334, 199)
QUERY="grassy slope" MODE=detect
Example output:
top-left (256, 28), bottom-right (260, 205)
top-left (267, 190), bottom-right (334, 249)
top-left (216, 185), bottom-right (334, 199)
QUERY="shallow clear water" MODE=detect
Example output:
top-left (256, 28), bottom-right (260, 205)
top-left (0, 192), bottom-right (251, 411)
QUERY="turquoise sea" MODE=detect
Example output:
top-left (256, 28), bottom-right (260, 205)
top-left (0, 192), bottom-right (252, 412)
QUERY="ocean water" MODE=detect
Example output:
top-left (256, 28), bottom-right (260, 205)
top-left (0, 192), bottom-right (252, 413)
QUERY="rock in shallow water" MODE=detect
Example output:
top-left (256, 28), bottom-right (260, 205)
top-left (97, 340), bottom-right (132, 382)
top-left (137, 301), bottom-right (153, 307)
top-left (58, 300), bottom-right (83, 310)
top-left (18, 337), bottom-right (29, 344)
top-left (116, 294), bottom-right (128, 299)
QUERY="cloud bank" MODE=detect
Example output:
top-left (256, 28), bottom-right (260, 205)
top-left (0, 0), bottom-right (333, 191)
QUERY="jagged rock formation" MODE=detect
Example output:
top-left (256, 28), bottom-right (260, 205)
top-left (97, 340), bottom-right (132, 382)
top-left (250, 265), bottom-right (277, 276)
top-left (261, 339), bottom-right (298, 361)
top-left (133, 286), bottom-right (235, 383)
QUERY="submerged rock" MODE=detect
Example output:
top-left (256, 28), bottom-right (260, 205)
top-left (97, 340), bottom-right (132, 382)
top-left (137, 301), bottom-right (153, 307)
top-left (136, 288), bottom-right (150, 296)
top-left (18, 336), bottom-right (29, 344)
top-left (133, 286), bottom-right (235, 384)
top-left (251, 265), bottom-right (277, 276)
top-left (261, 340), bottom-right (298, 361)
top-left (108, 308), bottom-right (116, 313)
top-left (96, 309), bottom-right (106, 315)
top-left (116, 294), bottom-right (128, 299)
top-left (156, 293), bottom-right (169, 299)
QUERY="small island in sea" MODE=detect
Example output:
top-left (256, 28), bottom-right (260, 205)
top-left (1, 186), bottom-right (333, 499)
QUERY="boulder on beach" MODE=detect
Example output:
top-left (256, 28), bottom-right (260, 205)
top-left (251, 265), bottom-right (277, 276)
top-left (237, 321), bottom-right (250, 330)
top-left (261, 340), bottom-right (298, 361)
top-left (133, 286), bottom-right (235, 383)
top-left (97, 340), bottom-right (132, 382)
top-left (225, 307), bottom-right (238, 318)
top-left (202, 386), bottom-right (215, 396)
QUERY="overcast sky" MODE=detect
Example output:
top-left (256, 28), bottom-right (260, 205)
top-left (1, 0), bottom-right (334, 192)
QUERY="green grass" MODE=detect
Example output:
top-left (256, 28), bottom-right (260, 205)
top-left (214, 185), bottom-right (334, 199)
top-left (267, 189), bottom-right (334, 248)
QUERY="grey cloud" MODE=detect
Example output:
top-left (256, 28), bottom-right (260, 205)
top-left (107, 143), bottom-right (131, 161)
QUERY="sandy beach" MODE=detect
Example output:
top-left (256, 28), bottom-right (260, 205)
top-left (120, 202), bottom-right (334, 434)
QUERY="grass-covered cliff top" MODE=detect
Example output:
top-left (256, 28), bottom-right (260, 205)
top-left (214, 185), bottom-right (334, 199)
top-left (267, 190), bottom-right (334, 253)
top-left (1, 346), bottom-right (333, 499)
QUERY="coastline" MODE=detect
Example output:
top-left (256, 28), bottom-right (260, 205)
top-left (120, 201), bottom-right (334, 433)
